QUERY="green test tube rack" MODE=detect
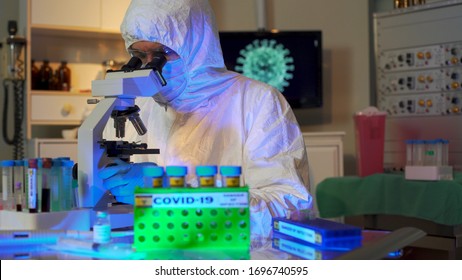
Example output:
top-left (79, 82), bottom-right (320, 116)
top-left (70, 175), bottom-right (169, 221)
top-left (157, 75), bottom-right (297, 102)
top-left (133, 186), bottom-right (250, 259)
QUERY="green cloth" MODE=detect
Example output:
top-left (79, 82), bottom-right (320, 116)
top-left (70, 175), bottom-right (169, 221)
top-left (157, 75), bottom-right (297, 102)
top-left (316, 172), bottom-right (462, 226)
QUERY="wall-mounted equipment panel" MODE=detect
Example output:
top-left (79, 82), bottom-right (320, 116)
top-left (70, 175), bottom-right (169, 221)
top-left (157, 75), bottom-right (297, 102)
top-left (374, 0), bottom-right (462, 170)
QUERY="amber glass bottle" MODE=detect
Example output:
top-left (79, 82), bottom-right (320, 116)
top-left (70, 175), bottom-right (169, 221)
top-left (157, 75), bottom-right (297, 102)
top-left (30, 60), bottom-right (39, 90)
top-left (57, 61), bottom-right (71, 91)
top-left (38, 60), bottom-right (53, 90)
top-left (48, 69), bottom-right (60, 90)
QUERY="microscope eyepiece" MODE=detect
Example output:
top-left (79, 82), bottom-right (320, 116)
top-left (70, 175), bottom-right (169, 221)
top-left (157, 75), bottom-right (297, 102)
top-left (145, 52), bottom-right (167, 72)
top-left (121, 56), bottom-right (143, 71)
top-left (145, 52), bottom-right (168, 86)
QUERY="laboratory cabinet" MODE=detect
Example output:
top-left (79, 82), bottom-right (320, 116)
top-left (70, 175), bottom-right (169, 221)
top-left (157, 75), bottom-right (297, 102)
top-left (30, 0), bottom-right (131, 32)
top-left (302, 131), bottom-right (345, 218)
top-left (18, 0), bottom-right (131, 158)
top-left (28, 138), bottom-right (78, 162)
top-left (30, 93), bottom-right (94, 123)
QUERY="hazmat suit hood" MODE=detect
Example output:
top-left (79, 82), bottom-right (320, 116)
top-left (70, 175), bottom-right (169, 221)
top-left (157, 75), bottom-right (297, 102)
top-left (121, 0), bottom-right (238, 112)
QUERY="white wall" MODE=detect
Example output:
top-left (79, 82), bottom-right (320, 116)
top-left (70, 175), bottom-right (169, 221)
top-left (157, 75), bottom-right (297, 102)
top-left (210, 0), bottom-right (371, 175)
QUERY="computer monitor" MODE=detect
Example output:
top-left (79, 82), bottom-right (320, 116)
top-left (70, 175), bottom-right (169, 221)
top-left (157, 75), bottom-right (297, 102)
top-left (219, 30), bottom-right (323, 109)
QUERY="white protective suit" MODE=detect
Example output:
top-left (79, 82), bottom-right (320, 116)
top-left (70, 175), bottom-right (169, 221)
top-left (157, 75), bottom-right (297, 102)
top-left (107, 0), bottom-right (312, 240)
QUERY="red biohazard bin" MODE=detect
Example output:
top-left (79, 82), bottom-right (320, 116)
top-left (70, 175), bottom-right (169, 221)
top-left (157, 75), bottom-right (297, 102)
top-left (354, 111), bottom-right (387, 177)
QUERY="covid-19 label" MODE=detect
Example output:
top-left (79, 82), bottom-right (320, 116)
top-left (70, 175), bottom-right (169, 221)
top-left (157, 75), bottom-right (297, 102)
top-left (135, 192), bottom-right (249, 208)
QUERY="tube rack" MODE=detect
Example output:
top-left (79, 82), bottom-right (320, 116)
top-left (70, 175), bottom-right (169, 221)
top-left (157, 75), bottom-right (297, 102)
top-left (133, 186), bottom-right (250, 259)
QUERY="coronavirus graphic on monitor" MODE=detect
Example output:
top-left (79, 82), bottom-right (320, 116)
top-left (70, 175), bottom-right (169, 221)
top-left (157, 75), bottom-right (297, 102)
top-left (235, 39), bottom-right (295, 92)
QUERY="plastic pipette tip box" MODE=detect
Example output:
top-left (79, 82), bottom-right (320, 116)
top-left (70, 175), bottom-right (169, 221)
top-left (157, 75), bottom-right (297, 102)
top-left (272, 232), bottom-right (345, 260)
top-left (272, 217), bottom-right (362, 250)
top-left (133, 186), bottom-right (250, 259)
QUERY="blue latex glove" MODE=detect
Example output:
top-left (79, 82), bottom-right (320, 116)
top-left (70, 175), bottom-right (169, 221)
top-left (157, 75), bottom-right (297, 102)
top-left (98, 158), bottom-right (157, 204)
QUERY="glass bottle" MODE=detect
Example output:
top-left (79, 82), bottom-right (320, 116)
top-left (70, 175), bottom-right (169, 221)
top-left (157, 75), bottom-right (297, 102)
top-left (27, 158), bottom-right (38, 213)
top-left (196, 165), bottom-right (218, 187)
top-left (405, 140), bottom-right (414, 166)
top-left (220, 166), bottom-right (242, 188)
top-left (49, 69), bottom-right (59, 90)
top-left (40, 158), bottom-right (52, 212)
top-left (58, 60), bottom-right (71, 91)
top-left (23, 160), bottom-right (29, 210)
top-left (412, 140), bottom-right (424, 166)
top-left (60, 159), bottom-right (74, 210)
top-left (50, 158), bottom-right (61, 212)
top-left (435, 139), bottom-right (443, 166)
top-left (93, 211), bottom-right (111, 244)
top-left (442, 139), bottom-right (449, 166)
top-left (13, 160), bottom-right (24, 212)
top-left (424, 139), bottom-right (438, 166)
top-left (31, 60), bottom-right (40, 90)
top-left (1, 160), bottom-right (15, 211)
top-left (143, 166), bottom-right (164, 188)
top-left (38, 60), bottom-right (53, 90)
top-left (165, 166), bottom-right (188, 187)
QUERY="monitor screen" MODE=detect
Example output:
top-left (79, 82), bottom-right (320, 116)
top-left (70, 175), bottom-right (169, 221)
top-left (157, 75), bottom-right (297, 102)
top-left (219, 31), bottom-right (323, 109)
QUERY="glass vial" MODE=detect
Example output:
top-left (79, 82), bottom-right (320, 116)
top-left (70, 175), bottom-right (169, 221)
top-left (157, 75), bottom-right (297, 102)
top-left (1, 160), bottom-right (15, 211)
top-left (412, 140), bottom-right (424, 166)
top-left (13, 160), bottom-right (24, 212)
top-left (424, 139), bottom-right (437, 166)
top-left (166, 166), bottom-right (188, 187)
top-left (40, 158), bottom-right (52, 212)
top-left (143, 166), bottom-right (164, 188)
top-left (60, 159), bottom-right (74, 210)
top-left (93, 211), bottom-right (111, 244)
top-left (405, 140), bottom-right (414, 166)
top-left (27, 159), bottom-right (38, 213)
top-left (220, 166), bottom-right (242, 188)
top-left (435, 139), bottom-right (443, 166)
top-left (442, 139), bottom-right (449, 166)
top-left (196, 165), bottom-right (217, 187)
top-left (23, 160), bottom-right (29, 210)
top-left (51, 158), bottom-right (61, 212)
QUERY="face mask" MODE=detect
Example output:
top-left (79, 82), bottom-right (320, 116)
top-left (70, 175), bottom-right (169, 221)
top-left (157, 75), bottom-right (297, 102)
top-left (153, 58), bottom-right (187, 105)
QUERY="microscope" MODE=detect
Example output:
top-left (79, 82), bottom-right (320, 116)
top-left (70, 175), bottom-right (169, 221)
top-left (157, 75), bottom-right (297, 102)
top-left (77, 54), bottom-right (167, 214)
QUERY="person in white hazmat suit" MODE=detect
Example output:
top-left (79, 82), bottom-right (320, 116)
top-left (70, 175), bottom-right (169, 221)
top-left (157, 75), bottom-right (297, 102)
top-left (100, 0), bottom-right (313, 240)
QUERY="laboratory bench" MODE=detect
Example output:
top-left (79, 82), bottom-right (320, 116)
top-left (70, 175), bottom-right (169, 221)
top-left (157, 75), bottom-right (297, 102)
top-left (316, 172), bottom-right (462, 259)
top-left (0, 228), bottom-right (424, 260)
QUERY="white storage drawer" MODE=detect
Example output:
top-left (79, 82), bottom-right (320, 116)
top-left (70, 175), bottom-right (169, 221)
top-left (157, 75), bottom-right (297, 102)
top-left (31, 95), bottom-right (94, 122)
top-left (29, 138), bottom-right (78, 162)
